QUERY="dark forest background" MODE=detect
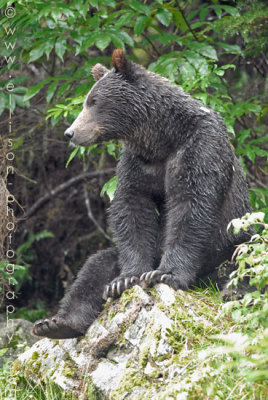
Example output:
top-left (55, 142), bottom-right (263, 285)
top-left (0, 0), bottom-right (267, 320)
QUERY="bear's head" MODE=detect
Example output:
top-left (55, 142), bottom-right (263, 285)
top-left (64, 49), bottom-right (148, 146)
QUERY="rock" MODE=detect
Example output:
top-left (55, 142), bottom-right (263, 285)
top-left (0, 318), bottom-right (39, 368)
top-left (12, 284), bottom-right (220, 399)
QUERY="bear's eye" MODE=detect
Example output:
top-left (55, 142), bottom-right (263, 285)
top-left (88, 98), bottom-right (97, 107)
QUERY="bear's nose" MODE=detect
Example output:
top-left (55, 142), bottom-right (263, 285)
top-left (64, 129), bottom-right (74, 139)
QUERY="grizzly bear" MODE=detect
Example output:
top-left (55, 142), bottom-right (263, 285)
top-left (32, 49), bottom-right (251, 339)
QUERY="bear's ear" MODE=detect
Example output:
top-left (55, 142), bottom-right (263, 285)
top-left (92, 63), bottom-right (108, 81)
top-left (112, 48), bottom-right (132, 80)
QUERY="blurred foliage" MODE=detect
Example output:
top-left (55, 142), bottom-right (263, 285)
top-left (227, 212), bottom-right (268, 329)
top-left (8, 304), bottom-right (48, 321)
top-left (0, 230), bottom-right (54, 301)
top-left (0, 0), bottom-right (267, 207)
top-left (14, 230), bottom-right (54, 290)
top-left (213, 212), bottom-right (268, 384)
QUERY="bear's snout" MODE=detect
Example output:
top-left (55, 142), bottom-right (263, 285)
top-left (64, 128), bottom-right (75, 139)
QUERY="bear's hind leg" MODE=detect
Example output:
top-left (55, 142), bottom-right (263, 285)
top-left (32, 248), bottom-right (119, 339)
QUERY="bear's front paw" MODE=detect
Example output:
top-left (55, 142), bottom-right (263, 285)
top-left (140, 270), bottom-right (189, 290)
top-left (31, 316), bottom-right (84, 339)
top-left (103, 275), bottom-right (139, 300)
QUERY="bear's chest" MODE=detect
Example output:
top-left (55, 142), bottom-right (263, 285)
top-left (140, 159), bottom-right (166, 199)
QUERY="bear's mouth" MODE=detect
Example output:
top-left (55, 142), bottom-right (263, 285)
top-left (70, 128), bottom-right (104, 146)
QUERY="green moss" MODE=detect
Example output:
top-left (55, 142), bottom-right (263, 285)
top-left (61, 352), bottom-right (77, 378)
top-left (110, 366), bottom-right (151, 400)
top-left (148, 368), bottom-right (163, 379)
top-left (29, 351), bottom-right (40, 364)
top-left (155, 353), bottom-right (171, 363)
top-left (166, 328), bottom-right (187, 353)
top-left (119, 286), bottom-right (143, 309)
top-left (148, 287), bottom-right (160, 300)
top-left (62, 361), bottom-right (76, 378)
top-left (156, 302), bottom-right (167, 313)
top-left (84, 377), bottom-right (104, 400)
top-left (32, 360), bottom-right (42, 375)
top-left (11, 359), bottom-right (22, 375)
top-left (139, 344), bottom-right (150, 368)
top-left (107, 308), bottom-right (117, 320)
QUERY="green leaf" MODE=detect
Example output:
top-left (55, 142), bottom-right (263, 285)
top-left (237, 129), bottom-right (251, 146)
top-left (101, 176), bottom-right (118, 201)
top-left (13, 94), bottom-right (29, 108)
top-left (106, 141), bottom-right (118, 158)
top-left (102, 0), bottom-right (115, 6)
top-left (0, 348), bottom-right (8, 357)
top-left (12, 136), bottom-right (24, 150)
top-left (171, 9), bottom-right (188, 32)
top-left (216, 42), bottom-right (241, 55)
top-left (75, 2), bottom-right (90, 17)
top-left (149, 32), bottom-right (181, 46)
top-left (200, 6), bottom-right (209, 20)
top-left (29, 45), bottom-right (45, 62)
top-left (134, 15), bottom-right (149, 35)
top-left (129, 0), bottom-right (150, 16)
top-left (184, 49), bottom-right (206, 69)
top-left (88, 15), bottom-right (100, 30)
top-left (51, 7), bottom-right (61, 21)
top-left (220, 64), bottom-right (236, 70)
top-left (46, 80), bottom-right (58, 103)
top-left (45, 40), bottom-right (54, 59)
top-left (55, 37), bottom-right (67, 62)
top-left (24, 81), bottom-right (47, 101)
top-left (214, 69), bottom-right (224, 76)
top-left (10, 86), bottom-right (28, 94)
top-left (221, 5), bottom-right (240, 17)
top-left (0, 92), bottom-right (7, 115)
top-left (74, 83), bottom-right (90, 96)
top-left (29, 40), bottom-right (54, 62)
top-left (156, 8), bottom-right (172, 27)
top-left (189, 42), bottom-right (218, 61)
top-left (86, 144), bottom-right (98, 154)
top-left (38, 5), bottom-right (53, 18)
top-left (213, 5), bottom-right (222, 18)
top-left (187, 8), bottom-right (200, 22)
top-left (56, 82), bottom-right (70, 99)
top-left (118, 31), bottom-right (134, 47)
top-left (110, 32), bottom-right (124, 48)
top-left (193, 92), bottom-right (208, 105)
top-left (89, 0), bottom-right (98, 8)
top-left (79, 33), bottom-right (98, 53)
top-left (46, 18), bottom-right (56, 29)
top-left (180, 61), bottom-right (196, 80)
top-left (34, 230), bottom-right (54, 240)
top-left (66, 146), bottom-right (80, 167)
top-left (95, 33), bottom-right (111, 51)
top-left (115, 11), bottom-right (135, 28)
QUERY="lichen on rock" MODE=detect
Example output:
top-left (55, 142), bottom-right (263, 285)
top-left (12, 284), bottom-right (227, 399)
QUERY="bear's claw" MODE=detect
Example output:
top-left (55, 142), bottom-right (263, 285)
top-left (140, 270), bottom-right (173, 286)
top-left (31, 316), bottom-right (84, 339)
top-left (103, 275), bottom-right (139, 300)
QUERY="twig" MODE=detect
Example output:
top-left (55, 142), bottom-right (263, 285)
top-left (83, 186), bottom-right (113, 242)
top-left (142, 33), bottom-right (161, 57)
top-left (20, 168), bottom-right (115, 219)
top-left (247, 170), bottom-right (267, 189)
top-left (175, 0), bottom-right (199, 41)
